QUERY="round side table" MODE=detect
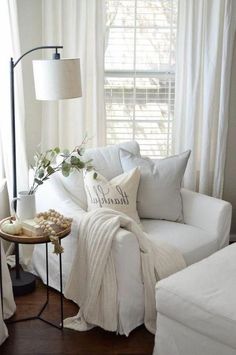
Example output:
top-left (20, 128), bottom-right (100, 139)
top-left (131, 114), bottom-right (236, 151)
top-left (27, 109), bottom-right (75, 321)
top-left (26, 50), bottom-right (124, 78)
top-left (0, 217), bottom-right (71, 329)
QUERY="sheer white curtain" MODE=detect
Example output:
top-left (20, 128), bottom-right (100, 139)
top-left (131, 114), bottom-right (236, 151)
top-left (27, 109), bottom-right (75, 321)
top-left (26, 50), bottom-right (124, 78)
top-left (0, 0), bottom-right (28, 206)
top-left (174, 0), bottom-right (235, 198)
top-left (41, 0), bottom-right (106, 151)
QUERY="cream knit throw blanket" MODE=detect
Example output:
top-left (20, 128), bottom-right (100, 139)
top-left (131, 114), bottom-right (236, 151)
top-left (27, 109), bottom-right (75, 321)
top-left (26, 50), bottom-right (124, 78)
top-left (64, 208), bottom-right (186, 334)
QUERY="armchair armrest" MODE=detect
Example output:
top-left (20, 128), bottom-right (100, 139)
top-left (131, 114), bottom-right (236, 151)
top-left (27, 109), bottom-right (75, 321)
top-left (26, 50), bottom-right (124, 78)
top-left (35, 173), bottom-right (86, 223)
top-left (181, 188), bottom-right (232, 249)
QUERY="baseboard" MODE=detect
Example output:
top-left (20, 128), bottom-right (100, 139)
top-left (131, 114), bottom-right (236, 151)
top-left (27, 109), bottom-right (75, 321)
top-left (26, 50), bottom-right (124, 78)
top-left (230, 233), bottom-right (236, 242)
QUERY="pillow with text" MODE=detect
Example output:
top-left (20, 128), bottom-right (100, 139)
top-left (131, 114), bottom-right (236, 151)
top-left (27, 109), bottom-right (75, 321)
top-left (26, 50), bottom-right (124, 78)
top-left (83, 167), bottom-right (140, 223)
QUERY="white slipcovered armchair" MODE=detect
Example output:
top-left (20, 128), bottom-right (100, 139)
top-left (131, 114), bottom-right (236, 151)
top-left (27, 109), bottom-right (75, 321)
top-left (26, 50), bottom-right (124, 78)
top-left (26, 141), bottom-right (232, 335)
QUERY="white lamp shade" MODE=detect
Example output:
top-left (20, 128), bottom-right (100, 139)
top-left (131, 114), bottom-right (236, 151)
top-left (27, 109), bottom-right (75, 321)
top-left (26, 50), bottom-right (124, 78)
top-left (33, 58), bottom-right (82, 100)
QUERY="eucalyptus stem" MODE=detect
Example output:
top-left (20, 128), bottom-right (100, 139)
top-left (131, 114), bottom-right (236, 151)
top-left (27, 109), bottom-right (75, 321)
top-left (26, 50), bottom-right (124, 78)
top-left (29, 138), bottom-right (92, 195)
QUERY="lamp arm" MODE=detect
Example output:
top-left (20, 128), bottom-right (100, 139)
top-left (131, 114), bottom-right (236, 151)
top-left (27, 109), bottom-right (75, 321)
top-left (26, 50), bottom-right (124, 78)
top-left (13, 45), bottom-right (63, 67)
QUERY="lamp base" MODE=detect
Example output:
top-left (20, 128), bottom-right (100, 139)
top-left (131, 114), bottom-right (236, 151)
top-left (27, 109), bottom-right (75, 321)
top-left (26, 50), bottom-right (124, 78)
top-left (10, 269), bottom-right (36, 296)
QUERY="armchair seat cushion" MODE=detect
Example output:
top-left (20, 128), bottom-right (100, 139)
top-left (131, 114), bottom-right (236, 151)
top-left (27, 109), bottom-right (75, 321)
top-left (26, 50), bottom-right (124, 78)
top-left (142, 219), bottom-right (218, 265)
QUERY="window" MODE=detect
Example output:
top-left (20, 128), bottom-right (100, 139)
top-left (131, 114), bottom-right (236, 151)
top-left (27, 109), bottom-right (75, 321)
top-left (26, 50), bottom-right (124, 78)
top-left (105, 0), bottom-right (178, 158)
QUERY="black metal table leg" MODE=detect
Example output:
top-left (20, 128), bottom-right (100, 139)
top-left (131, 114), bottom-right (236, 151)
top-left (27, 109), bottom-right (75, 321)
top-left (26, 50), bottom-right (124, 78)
top-left (36, 241), bottom-right (64, 329)
top-left (37, 243), bottom-right (49, 318)
top-left (6, 242), bottom-right (64, 330)
top-left (59, 239), bottom-right (63, 329)
top-left (46, 242), bottom-right (49, 300)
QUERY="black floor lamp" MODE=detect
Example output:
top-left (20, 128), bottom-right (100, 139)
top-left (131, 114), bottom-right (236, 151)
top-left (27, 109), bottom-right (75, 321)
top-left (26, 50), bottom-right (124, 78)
top-left (10, 45), bottom-right (82, 296)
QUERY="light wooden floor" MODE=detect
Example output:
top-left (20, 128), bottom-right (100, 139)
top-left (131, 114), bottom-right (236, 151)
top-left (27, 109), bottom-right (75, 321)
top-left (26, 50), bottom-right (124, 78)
top-left (1, 279), bottom-right (154, 355)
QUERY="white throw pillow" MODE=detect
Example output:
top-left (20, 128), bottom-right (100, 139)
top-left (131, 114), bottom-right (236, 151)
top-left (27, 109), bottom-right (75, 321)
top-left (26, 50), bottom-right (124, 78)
top-left (120, 149), bottom-right (191, 222)
top-left (83, 167), bottom-right (141, 223)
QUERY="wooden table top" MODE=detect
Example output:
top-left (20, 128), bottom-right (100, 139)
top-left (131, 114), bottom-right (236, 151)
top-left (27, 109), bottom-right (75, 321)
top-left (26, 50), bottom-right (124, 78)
top-left (0, 217), bottom-right (71, 244)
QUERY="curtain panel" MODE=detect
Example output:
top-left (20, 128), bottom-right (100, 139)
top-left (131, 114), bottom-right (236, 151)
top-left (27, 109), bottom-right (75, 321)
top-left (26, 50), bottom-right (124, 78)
top-left (41, 0), bottom-right (106, 151)
top-left (174, 0), bottom-right (235, 198)
top-left (0, 0), bottom-right (28, 204)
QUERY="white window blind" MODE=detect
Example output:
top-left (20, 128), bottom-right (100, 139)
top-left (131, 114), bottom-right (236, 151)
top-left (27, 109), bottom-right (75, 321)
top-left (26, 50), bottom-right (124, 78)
top-left (105, 0), bottom-right (178, 158)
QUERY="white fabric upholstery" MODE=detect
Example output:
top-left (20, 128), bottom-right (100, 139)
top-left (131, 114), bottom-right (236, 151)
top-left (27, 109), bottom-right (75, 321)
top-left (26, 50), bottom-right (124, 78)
top-left (64, 208), bottom-right (185, 334)
top-left (154, 244), bottom-right (236, 354)
top-left (142, 219), bottom-right (218, 266)
top-left (30, 183), bottom-right (231, 335)
top-left (83, 141), bottom-right (140, 179)
top-left (154, 313), bottom-right (236, 355)
top-left (112, 228), bottom-right (144, 333)
top-left (28, 142), bottom-right (231, 335)
top-left (35, 172), bottom-right (86, 219)
top-left (182, 188), bottom-right (232, 248)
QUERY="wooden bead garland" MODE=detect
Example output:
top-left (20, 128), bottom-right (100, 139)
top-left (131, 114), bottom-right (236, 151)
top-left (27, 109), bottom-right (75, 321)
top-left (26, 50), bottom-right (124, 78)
top-left (34, 209), bottom-right (72, 254)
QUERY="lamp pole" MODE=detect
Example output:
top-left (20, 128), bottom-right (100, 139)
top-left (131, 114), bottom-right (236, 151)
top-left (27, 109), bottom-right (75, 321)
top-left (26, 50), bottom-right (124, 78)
top-left (10, 46), bottom-right (63, 296)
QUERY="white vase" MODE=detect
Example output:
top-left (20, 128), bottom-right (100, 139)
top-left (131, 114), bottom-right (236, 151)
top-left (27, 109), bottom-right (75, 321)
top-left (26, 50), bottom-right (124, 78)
top-left (11, 191), bottom-right (36, 221)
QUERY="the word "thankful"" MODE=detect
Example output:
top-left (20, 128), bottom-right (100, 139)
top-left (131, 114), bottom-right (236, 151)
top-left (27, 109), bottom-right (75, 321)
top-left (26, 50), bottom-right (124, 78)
top-left (86, 184), bottom-right (129, 207)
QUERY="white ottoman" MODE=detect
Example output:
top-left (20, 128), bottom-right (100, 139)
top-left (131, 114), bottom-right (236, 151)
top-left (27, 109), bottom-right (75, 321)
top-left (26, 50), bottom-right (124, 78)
top-left (153, 243), bottom-right (236, 355)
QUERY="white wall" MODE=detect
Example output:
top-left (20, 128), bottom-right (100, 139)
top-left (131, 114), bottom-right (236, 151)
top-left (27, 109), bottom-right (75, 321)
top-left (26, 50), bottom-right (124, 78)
top-left (17, 0), bottom-right (42, 164)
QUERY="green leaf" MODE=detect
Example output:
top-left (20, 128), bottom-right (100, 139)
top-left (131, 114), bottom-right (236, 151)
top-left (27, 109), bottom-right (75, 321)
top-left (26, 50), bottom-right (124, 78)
top-left (61, 162), bottom-right (71, 177)
top-left (70, 156), bottom-right (80, 165)
top-left (54, 147), bottom-right (60, 154)
top-left (38, 169), bottom-right (45, 179)
top-left (61, 169), bottom-right (70, 177)
top-left (70, 156), bottom-right (84, 169)
top-left (93, 172), bottom-right (98, 179)
top-left (62, 161), bottom-right (70, 170)
top-left (78, 161), bottom-right (85, 169)
top-left (47, 166), bottom-right (55, 175)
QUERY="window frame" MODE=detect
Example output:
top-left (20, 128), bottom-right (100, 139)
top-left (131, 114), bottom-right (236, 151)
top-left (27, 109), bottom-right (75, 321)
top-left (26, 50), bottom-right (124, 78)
top-left (104, 0), bottom-right (177, 158)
